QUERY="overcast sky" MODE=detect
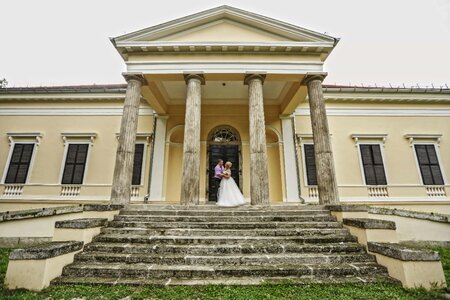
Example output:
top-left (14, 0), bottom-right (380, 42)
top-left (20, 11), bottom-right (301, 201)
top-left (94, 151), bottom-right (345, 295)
top-left (1, 0), bottom-right (449, 87)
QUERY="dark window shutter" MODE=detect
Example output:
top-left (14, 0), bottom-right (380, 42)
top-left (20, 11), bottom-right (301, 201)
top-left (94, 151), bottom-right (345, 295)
top-left (304, 144), bottom-right (317, 186)
top-left (360, 144), bottom-right (387, 185)
top-left (62, 144), bottom-right (89, 184)
top-left (132, 144), bottom-right (145, 186)
top-left (415, 145), bottom-right (429, 164)
top-left (5, 144), bottom-right (35, 184)
top-left (415, 144), bottom-right (444, 185)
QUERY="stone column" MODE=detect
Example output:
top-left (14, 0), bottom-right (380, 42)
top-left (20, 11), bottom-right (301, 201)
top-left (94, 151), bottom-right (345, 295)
top-left (180, 74), bottom-right (204, 205)
top-left (148, 115), bottom-right (168, 201)
top-left (303, 73), bottom-right (340, 205)
top-left (245, 74), bottom-right (270, 205)
top-left (280, 115), bottom-right (301, 202)
top-left (111, 74), bottom-right (146, 205)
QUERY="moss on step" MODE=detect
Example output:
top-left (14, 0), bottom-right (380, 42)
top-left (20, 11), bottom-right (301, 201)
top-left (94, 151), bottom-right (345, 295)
top-left (1, 247), bottom-right (449, 299)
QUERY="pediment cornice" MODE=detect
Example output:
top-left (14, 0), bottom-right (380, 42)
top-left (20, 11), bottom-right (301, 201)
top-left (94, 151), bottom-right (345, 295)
top-left (111, 6), bottom-right (338, 58)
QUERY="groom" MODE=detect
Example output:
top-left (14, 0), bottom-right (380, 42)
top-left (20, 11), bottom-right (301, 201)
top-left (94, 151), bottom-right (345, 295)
top-left (213, 159), bottom-right (224, 200)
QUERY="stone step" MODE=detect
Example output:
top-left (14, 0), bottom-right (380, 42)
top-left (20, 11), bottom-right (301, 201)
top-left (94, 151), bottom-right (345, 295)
top-left (75, 252), bottom-right (376, 265)
top-left (83, 242), bottom-right (366, 255)
top-left (53, 274), bottom-right (393, 286)
top-left (119, 209), bottom-right (330, 216)
top-left (53, 205), bottom-right (392, 286)
top-left (113, 215), bottom-right (336, 223)
top-left (100, 227), bottom-right (350, 237)
top-left (107, 221), bottom-right (342, 229)
top-left (124, 204), bottom-right (325, 211)
top-left (92, 234), bottom-right (357, 245)
top-left (62, 262), bottom-right (387, 279)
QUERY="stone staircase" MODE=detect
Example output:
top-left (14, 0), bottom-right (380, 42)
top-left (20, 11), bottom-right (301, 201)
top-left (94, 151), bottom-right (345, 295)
top-left (53, 205), bottom-right (392, 286)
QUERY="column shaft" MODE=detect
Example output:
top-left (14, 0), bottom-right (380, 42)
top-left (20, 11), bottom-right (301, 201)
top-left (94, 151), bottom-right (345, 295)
top-left (305, 74), bottom-right (339, 205)
top-left (180, 74), bottom-right (203, 205)
top-left (246, 75), bottom-right (270, 205)
top-left (111, 75), bottom-right (145, 205)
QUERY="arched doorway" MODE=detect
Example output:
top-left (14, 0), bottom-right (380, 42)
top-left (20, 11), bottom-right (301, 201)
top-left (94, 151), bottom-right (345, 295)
top-left (207, 126), bottom-right (242, 202)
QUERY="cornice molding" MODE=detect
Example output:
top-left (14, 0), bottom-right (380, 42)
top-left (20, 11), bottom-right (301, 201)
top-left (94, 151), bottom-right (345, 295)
top-left (114, 41), bottom-right (335, 56)
top-left (351, 134), bottom-right (388, 147)
top-left (7, 132), bottom-right (43, 146)
top-left (61, 132), bottom-right (97, 145)
top-left (322, 92), bottom-right (450, 103)
top-left (404, 134), bottom-right (442, 147)
top-left (0, 93), bottom-right (125, 101)
top-left (295, 108), bottom-right (450, 117)
top-left (0, 107), bottom-right (154, 116)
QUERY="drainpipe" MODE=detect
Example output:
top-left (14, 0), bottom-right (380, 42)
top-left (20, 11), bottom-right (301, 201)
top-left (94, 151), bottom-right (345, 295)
top-left (292, 114), bottom-right (304, 203)
top-left (144, 112), bottom-right (158, 203)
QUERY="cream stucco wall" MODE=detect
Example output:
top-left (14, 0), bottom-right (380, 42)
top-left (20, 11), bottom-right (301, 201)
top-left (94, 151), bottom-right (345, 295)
top-left (0, 100), bottom-right (154, 202)
top-left (157, 20), bottom-right (295, 43)
top-left (1, 92), bottom-right (449, 212)
top-left (296, 100), bottom-right (450, 207)
top-left (162, 104), bottom-right (284, 203)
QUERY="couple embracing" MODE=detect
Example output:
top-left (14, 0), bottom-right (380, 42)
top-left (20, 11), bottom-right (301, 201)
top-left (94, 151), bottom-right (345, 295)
top-left (213, 159), bottom-right (246, 207)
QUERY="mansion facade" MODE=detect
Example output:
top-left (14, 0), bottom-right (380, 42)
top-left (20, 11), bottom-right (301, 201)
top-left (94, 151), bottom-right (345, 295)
top-left (0, 6), bottom-right (449, 213)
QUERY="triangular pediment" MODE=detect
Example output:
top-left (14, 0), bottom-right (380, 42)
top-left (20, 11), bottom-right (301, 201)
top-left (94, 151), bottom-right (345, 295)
top-left (156, 19), bottom-right (294, 43)
top-left (113, 6), bottom-right (336, 44)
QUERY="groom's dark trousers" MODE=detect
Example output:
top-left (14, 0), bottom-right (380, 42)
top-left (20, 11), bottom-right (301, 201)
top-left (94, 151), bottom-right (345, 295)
top-left (214, 177), bottom-right (221, 201)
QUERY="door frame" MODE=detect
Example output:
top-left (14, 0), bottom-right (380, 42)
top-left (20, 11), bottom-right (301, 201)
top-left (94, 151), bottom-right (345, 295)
top-left (206, 125), bottom-right (242, 201)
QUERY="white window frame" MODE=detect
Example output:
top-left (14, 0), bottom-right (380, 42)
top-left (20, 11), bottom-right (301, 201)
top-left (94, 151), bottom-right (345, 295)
top-left (352, 134), bottom-right (388, 186)
top-left (59, 133), bottom-right (96, 185)
top-left (1, 133), bottom-right (42, 184)
top-left (409, 140), bottom-right (447, 186)
top-left (297, 134), bottom-right (316, 187)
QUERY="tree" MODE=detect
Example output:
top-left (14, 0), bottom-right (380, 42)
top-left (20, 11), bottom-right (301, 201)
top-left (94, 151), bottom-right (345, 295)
top-left (0, 78), bottom-right (8, 88)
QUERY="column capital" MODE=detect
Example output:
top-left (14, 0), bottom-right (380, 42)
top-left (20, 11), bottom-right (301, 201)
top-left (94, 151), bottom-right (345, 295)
top-left (122, 73), bottom-right (147, 85)
top-left (301, 72), bottom-right (328, 85)
top-left (155, 114), bottom-right (170, 120)
top-left (279, 114), bottom-right (294, 120)
top-left (184, 74), bottom-right (205, 85)
top-left (244, 74), bottom-right (266, 85)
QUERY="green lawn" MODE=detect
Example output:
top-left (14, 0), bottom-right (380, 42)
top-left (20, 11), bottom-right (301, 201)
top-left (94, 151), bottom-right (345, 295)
top-left (434, 246), bottom-right (450, 287)
top-left (0, 247), bottom-right (449, 300)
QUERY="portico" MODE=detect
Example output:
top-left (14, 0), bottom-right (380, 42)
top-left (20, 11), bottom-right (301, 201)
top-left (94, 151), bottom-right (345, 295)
top-left (110, 6), bottom-right (340, 206)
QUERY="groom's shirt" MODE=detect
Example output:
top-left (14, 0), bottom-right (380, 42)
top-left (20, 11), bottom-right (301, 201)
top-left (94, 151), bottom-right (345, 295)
top-left (214, 165), bottom-right (224, 179)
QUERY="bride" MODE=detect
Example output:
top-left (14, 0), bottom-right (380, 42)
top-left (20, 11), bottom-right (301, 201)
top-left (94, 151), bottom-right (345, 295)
top-left (216, 161), bottom-right (246, 207)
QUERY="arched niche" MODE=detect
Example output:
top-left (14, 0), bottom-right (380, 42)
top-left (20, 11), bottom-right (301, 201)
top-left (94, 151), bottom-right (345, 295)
top-left (167, 125), bottom-right (184, 144)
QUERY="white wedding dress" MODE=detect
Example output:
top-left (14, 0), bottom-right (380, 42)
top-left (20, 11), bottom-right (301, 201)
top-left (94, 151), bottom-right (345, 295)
top-left (216, 169), bottom-right (246, 207)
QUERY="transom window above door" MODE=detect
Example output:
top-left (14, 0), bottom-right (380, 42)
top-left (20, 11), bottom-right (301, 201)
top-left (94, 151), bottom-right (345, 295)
top-left (210, 127), bottom-right (240, 143)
